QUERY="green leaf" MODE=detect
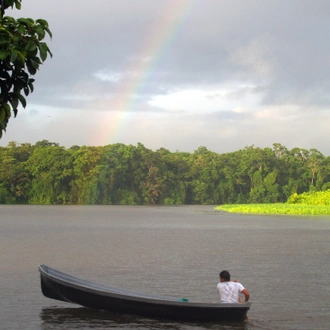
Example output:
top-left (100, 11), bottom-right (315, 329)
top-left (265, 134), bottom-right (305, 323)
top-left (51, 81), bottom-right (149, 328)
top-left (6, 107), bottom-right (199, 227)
top-left (47, 47), bottom-right (53, 58)
top-left (17, 18), bottom-right (34, 27)
top-left (9, 97), bottom-right (19, 110)
top-left (17, 24), bottom-right (26, 34)
top-left (28, 47), bottom-right (38, 58)
top-left (3, 16), bottom-right (16, 25)
top-left (16, 50), bottom-right (25, 64)
top-left (23, 86), bottom-right (29, 96)
top-left (17, 94), bottom-right (27, 108)
top-left (10, 49), bottom-right (18, 62)
top-left (30, 57), bottom-right (41, 68)
top-left (3, 104), bottom-right (11, 117)
top-left (13, 78), bottom-right (26, 92)
top-left (26, 61), bottom-right (37, 75)
top-left (39, 43), bottom-right (48, 61)
top-left (0, 28), bottom-right (11, 37)
top-left (34, 25), bottom-right (45, 40)
top-left (26, 41), bottom-right (37, 52)
top-left (45, 27), bottom-right (53, 39)
top-left (0, 107), bottom-right (6, 123)
top-left (0, 50), bottom-right (9, 60)
top-left (36, 19), bottom-right (49, 27)
top-left (14, 0), bottom-right (22, 10)
top-left (28, 80), bottom-right (35, 93)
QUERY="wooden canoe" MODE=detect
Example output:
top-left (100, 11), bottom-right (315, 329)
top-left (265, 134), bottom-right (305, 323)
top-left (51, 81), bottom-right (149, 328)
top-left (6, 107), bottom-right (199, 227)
top-left (38, 264), bottom-right (251, 322)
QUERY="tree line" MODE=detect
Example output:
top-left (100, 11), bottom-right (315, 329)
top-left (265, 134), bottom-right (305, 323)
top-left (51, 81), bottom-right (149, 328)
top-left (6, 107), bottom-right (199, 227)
top-left (1, 140), bottom-right (329, 205)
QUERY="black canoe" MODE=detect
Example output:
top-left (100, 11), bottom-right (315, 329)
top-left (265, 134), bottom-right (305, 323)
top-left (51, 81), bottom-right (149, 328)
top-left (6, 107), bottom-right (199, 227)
top-left (38, 265), bottom-right (251, 322)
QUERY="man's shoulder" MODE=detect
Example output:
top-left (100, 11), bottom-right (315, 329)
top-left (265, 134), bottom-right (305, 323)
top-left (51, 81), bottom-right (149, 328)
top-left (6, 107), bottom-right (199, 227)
top-left (226, 281), bottom-right (244, 288)
top-left (218, 281), bottom-right (244, 288)
top-left (232, 281), bottom-right (245, 289)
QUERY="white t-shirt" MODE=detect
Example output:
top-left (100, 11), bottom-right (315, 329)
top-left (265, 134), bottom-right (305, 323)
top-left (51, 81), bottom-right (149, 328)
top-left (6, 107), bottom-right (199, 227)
top-left (217, 281), bottom-right (245, 303)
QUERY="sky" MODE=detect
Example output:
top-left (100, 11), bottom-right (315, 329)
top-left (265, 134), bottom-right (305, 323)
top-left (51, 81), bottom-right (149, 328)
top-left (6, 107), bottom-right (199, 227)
top-left (1, 0), bottom-right (330, 155)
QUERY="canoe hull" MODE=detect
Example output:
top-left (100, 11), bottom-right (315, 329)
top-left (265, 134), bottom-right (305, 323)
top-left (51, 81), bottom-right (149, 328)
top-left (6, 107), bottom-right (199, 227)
top-left (39, 265), bottom-right (251, 322)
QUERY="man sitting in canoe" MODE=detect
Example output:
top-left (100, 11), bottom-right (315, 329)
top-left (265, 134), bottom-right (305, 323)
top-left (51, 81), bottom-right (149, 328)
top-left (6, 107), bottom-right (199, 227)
top-left (217, 270), bottom-right (250, 303)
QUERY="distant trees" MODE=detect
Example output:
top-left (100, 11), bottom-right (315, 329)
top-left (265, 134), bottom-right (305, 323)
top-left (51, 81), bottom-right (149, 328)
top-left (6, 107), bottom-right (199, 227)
top-left (0, 0), bottom-right (52, 136)
top-left (27, 144), bottom-right (73, 204)
top-left (0, 141), bottom-right (32, 203)
top-left (1, 140), bottom-right (330, 205)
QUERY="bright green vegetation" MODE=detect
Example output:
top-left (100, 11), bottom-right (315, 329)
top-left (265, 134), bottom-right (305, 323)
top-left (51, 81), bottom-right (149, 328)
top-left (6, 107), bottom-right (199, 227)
top-left (287, 190), bottom-right (330, 205)
top-left (215, 203), bottom-right (330, 215)
top-left (216, 190), bottom-right (330, 215)
top-left (1, 141), bottom-right (330, 205)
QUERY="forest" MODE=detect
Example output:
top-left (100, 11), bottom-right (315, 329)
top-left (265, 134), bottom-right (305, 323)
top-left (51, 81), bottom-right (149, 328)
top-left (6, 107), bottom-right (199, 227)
top-left (1, 140), bottom-right (329, 205)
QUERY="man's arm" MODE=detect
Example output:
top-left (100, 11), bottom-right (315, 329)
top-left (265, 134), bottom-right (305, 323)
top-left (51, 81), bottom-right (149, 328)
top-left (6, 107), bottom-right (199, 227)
top-left (241, 289), bottom-right (250, 302)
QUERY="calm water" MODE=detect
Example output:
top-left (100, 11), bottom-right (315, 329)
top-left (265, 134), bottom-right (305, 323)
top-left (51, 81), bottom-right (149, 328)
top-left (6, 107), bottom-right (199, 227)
top-left (1, 205), bottom-right (330, 330)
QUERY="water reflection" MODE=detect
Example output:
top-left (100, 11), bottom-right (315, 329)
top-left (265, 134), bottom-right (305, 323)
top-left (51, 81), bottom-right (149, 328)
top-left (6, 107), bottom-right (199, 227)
top-left (40, 307), bottom-right (251, 330)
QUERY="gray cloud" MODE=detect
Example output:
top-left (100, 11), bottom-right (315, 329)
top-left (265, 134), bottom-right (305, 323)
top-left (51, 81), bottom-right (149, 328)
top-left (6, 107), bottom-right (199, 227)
top-left (1, 0), bottom-right (330, 154)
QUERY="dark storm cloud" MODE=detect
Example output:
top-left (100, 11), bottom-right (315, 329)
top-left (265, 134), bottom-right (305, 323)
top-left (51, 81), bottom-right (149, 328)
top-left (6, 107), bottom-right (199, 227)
top-left (15, 0), bottom-right (330, 107)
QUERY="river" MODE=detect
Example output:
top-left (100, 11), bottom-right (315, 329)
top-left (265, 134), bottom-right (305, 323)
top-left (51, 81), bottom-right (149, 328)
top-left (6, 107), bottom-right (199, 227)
top-left (1, 205), bottom-right (329, 329)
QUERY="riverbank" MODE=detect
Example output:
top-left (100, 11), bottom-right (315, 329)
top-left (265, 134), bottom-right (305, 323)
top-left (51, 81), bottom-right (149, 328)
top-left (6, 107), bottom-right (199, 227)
top-left (215, 203), bottom-right (330, 215)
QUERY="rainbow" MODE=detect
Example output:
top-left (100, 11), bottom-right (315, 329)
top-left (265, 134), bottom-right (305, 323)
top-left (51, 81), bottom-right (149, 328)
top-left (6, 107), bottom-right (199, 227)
top-left (95, 0), bottom-right (196, 146)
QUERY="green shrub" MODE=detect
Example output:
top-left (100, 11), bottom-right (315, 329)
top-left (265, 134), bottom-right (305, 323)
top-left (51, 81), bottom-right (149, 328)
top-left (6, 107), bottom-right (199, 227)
top-left (287, 189), bottom-right (330, 205)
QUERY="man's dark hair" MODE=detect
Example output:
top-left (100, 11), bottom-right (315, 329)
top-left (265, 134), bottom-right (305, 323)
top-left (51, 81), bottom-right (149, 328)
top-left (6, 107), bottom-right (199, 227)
top-left (219, 270), bottom-right (230, 281)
